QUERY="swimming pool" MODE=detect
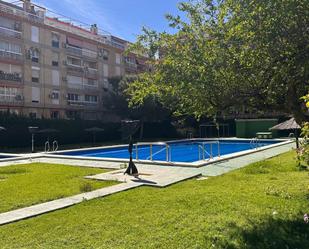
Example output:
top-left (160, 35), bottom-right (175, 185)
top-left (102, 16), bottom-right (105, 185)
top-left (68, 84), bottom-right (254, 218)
top-left (56, 139), bottom-right (285, 164)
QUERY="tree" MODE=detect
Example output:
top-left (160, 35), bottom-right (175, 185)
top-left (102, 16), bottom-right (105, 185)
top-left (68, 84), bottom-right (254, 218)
top-left (127, 0), bottom-right (309, 123)
top-left (104, 75), bottom-right (171, 138)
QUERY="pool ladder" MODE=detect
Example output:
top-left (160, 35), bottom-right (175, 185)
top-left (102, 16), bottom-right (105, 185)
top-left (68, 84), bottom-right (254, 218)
top-left (135, 142), bottom-right (171, 162)
top-left (198, 141), bottom-right (220, 161)
top-left (250, 137), bottom-right (261, 149)
top-left (44, 140), bottom-right (59, 152)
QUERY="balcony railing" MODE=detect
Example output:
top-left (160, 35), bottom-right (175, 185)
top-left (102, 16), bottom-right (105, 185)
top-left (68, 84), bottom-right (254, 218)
top-left (67, 100), bottom-right (98, 107)
top-left (66, 45), bottom-right (97, 59)
top-left (84, 68), bottom-right (98, 78)
top-left (66, 63), bottom-right (84, 73)
top-left (0, 50), bottom-right (22, 61)
top-left (83, 83), bottom-right (98, 89)
top-left (0, 2), bottom-right (44, 24)
top-left (0, 97), bottom-right (24, 106)
top-left (67, 83), bottom-right (98, 90)
top-left (0, 71), bottom-right (22, 82)
top-left (0, 26), bottom-right (22, 39)
top-left (66, 45), bottom-right (82, 56)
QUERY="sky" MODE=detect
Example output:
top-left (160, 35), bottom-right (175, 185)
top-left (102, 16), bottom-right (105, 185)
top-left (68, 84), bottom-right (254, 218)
top-left (6, 0), bottom-right (186, 42)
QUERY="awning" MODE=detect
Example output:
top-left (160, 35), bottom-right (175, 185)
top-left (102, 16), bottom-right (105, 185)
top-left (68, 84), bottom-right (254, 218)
top-left (83, 42), bottom-right (97, 51)
top-left (67, 37), bottom-right (83, 47)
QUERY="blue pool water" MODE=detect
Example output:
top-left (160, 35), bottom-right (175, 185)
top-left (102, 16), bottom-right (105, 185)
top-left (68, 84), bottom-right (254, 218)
top-left (57, 140), bottom-right (280, 163)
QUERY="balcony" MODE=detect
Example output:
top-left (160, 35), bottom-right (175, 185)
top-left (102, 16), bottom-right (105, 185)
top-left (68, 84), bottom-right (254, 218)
top-left (83, 83), bottom-right (98, 90)
top-left (0, 26), bottom-right (22, 39)
top-left (66, 45), bottom-right (97, 59)
top-left (66, 63), bottom-right (84, 74)
top-left (67, 100), bottom-right (98, 107)
top-left (0, 71), bottom-right (22, 83)
top-left (0, 2), bottom-right (44, 24)
top-left (66, 45), bottom-right (82, 57)
top-left (0, 96), bottom-right (24, 106)
top-left (67, 83), bottom-right (98, 90)
top-left (84, 67), bottom-right (98, 79)
top-left (0, 50), bottom-right (22, 62)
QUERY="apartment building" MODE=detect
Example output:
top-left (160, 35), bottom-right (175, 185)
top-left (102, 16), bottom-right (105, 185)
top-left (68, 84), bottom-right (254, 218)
top-left (0, 0), bottom-right (147, 120)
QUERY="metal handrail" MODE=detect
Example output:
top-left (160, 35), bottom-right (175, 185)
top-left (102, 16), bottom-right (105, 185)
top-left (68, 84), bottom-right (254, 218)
top-left (250, 137), bottom-right (260, 149)
top-left (44, 141), bottom-right (50, 152)
top-left (136, 142), bottom-right (170, 162)
top-left (52, 140), bottom-right (58, 152)
top-left (198, 141), bottom-right (220, 160)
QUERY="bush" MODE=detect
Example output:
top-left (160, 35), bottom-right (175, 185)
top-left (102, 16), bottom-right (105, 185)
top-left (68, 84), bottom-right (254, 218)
top-left (297, 94), bottom-right (309, 168)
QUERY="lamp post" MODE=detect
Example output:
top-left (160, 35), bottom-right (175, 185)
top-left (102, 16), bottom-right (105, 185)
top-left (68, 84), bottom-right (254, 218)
top-left (28, 126), bottom-right (38, 153)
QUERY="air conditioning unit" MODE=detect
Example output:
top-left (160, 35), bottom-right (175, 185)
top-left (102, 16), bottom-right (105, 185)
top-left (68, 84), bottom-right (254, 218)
top-left (62, 42), bottom-right (67, 48)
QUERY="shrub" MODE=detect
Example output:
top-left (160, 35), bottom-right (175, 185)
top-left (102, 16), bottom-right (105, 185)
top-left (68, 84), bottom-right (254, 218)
top-left (297, 93), bottom-right (309, 168)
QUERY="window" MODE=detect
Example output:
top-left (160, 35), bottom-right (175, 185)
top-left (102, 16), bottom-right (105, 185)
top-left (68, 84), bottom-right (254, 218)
top-left (50, 111), bottom-right (59, 119)
top-left (115, 53), bottom-right (121, 64)
top-left (51, 52), bottom-right (59, 66)
top-left (0, 86), bottom-right (19, 101)
top-left (67, 57), bottom-right (81, 67)
top-left (67, 93), bottom-right (80, 101)
top-left (84, 61), bottom-right (97, 70)
top-left (29, 112), bottom-right (37, 119)
top-left (50, 90), bottom-right (60, 105)
top-left (103, 64), bottom-right (109, 77)
top-left (31, 87), bottom-right (40, 103)
top-left (0, 63), bottom-right (22, 82)
top-left (31, 67), bottom-right (40, 83)
top-left (100, 48), bottom-right (109, 60)
top-left (85, 78), bottom-right (97, 87)
top-left (66, 110), bottom-right (80, 120)
top-left (85, 95), bottom-right (98, 103)
top-left (0, 41), bottom-right (21, 54)
top-left (115, 66), bottom-right (121, 76)
top-left (52, 70), bottom-right (60, 86)
top-left (30, 48), bottom-right (39, 63)
top-left (51, 33), bottom-right (60, 48)
top-left (31, 26), bottom-right (39, 43)
top-left (67, 75), bottom-right (82, 89)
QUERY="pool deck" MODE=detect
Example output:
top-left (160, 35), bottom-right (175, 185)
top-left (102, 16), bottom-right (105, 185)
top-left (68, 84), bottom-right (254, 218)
top-left (0, 140), bottom-right (295, 226)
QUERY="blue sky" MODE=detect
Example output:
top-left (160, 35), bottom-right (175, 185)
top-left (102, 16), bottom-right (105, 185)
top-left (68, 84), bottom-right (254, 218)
top-left (11, 0), bottom-right (185, 42)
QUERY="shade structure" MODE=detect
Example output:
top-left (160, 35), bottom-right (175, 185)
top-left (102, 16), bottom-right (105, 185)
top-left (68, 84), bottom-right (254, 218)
top-left (85, 127), bottom-right (105, 133)
top-left (269, 117), bottom-right (301, 131)
top-left (85, 127), bottom-right (105, 144)
top-left (270, 117), bottom-right (301, 148)
top-left (37, 128), bottom-right (60, 134)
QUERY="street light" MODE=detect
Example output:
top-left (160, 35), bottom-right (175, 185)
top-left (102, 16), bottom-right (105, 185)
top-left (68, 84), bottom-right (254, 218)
top-left (28, 126), bottom-right (39, 153)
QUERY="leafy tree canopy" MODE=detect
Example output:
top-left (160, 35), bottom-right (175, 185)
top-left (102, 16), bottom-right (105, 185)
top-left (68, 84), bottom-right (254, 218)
top-left (127, 0), bottom-right (309, 122)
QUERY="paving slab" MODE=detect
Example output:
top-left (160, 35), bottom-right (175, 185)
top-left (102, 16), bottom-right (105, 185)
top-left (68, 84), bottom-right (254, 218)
top-left (0, 182), bottom-right (141, 226)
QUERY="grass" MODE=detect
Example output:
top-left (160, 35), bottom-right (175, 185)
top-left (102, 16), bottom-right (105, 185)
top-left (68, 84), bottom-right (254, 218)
top-left (0, 163), bottom-right (115, 213)
top-left (0, 151), bottom-right (308, 248)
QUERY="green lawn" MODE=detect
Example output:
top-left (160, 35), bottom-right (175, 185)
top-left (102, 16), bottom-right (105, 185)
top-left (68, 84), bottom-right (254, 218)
top-left (0, 163), bottom-right (115, 213)
top-left (0, 151), bottom-right (308, 249)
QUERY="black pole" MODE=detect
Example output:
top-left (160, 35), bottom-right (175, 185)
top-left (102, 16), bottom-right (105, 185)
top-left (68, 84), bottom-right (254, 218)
top-left (124, 136), bottom-right (138, 176)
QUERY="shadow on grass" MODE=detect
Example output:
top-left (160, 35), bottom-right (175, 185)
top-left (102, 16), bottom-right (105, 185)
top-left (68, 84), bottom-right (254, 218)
top-left (225, 216), bottom-right (309, 249)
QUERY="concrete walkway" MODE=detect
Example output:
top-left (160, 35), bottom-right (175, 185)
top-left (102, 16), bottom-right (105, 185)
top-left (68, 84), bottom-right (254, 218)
top-left (0, 182), bottom-right (141, 226)
top-left (0, 141), bottom-right (295, 226)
